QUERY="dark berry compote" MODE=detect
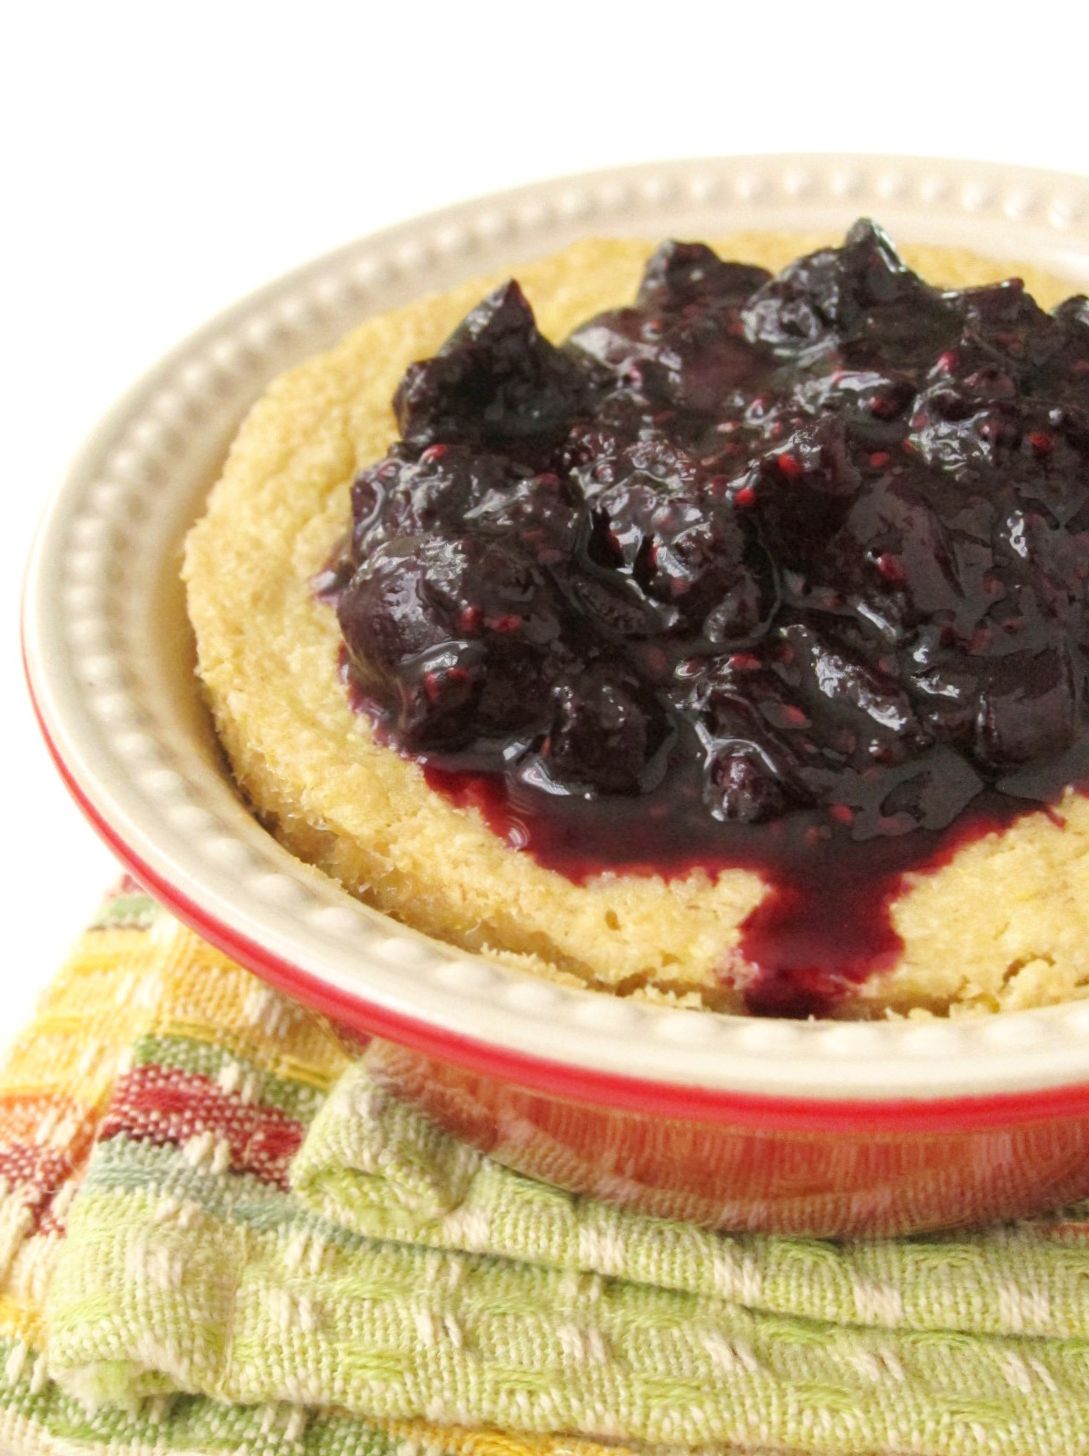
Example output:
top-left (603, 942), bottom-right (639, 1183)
top-left (323, 221), bottom-right (1089, 1016)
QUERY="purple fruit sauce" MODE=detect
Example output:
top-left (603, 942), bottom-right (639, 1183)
top-left (318, 223), bottom-right (1089, 1015)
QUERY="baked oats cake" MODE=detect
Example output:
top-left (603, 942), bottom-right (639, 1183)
top-left (184, 226), bottom-right (1089, 1018)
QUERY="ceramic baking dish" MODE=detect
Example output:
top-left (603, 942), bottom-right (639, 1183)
top-left (23, 154), bottom-right (1089, 1235)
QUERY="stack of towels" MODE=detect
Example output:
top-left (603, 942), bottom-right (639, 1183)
top-left (1, 884), bottom-right (1087, 1456)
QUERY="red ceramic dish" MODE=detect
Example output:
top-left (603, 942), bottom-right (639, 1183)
top-left (23, 156), bottom-right (1089, 1235)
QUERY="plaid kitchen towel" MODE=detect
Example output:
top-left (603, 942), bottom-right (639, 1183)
top-left (2, 886), bottom-right (1089, 1454)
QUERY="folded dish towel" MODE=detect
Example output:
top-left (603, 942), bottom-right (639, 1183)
top-left (2, 887), bottom-right (1089, 1456)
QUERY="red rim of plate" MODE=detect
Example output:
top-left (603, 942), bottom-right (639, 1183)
top-left (26, 642), bottom-right (1089, 1135)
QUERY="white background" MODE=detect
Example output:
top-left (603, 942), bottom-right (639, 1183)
top-left (3, 1), bottom-right (1088, 1050)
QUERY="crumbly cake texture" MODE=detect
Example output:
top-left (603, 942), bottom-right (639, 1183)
top-left (183, 235), bottom-right (1089, 1018)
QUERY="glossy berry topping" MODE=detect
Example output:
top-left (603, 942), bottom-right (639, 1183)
top-left (330, 223), bottom-right (1089, 1016)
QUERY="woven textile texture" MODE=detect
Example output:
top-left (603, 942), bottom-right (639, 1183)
top-left (1, 887), bottom-right (1089, 1454)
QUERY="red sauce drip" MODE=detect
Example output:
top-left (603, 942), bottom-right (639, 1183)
top-left (418, 756), bottom-right (1083, 1017)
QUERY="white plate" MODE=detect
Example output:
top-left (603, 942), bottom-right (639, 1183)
top-left (22, 154), bottom-right (1089, 1106)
